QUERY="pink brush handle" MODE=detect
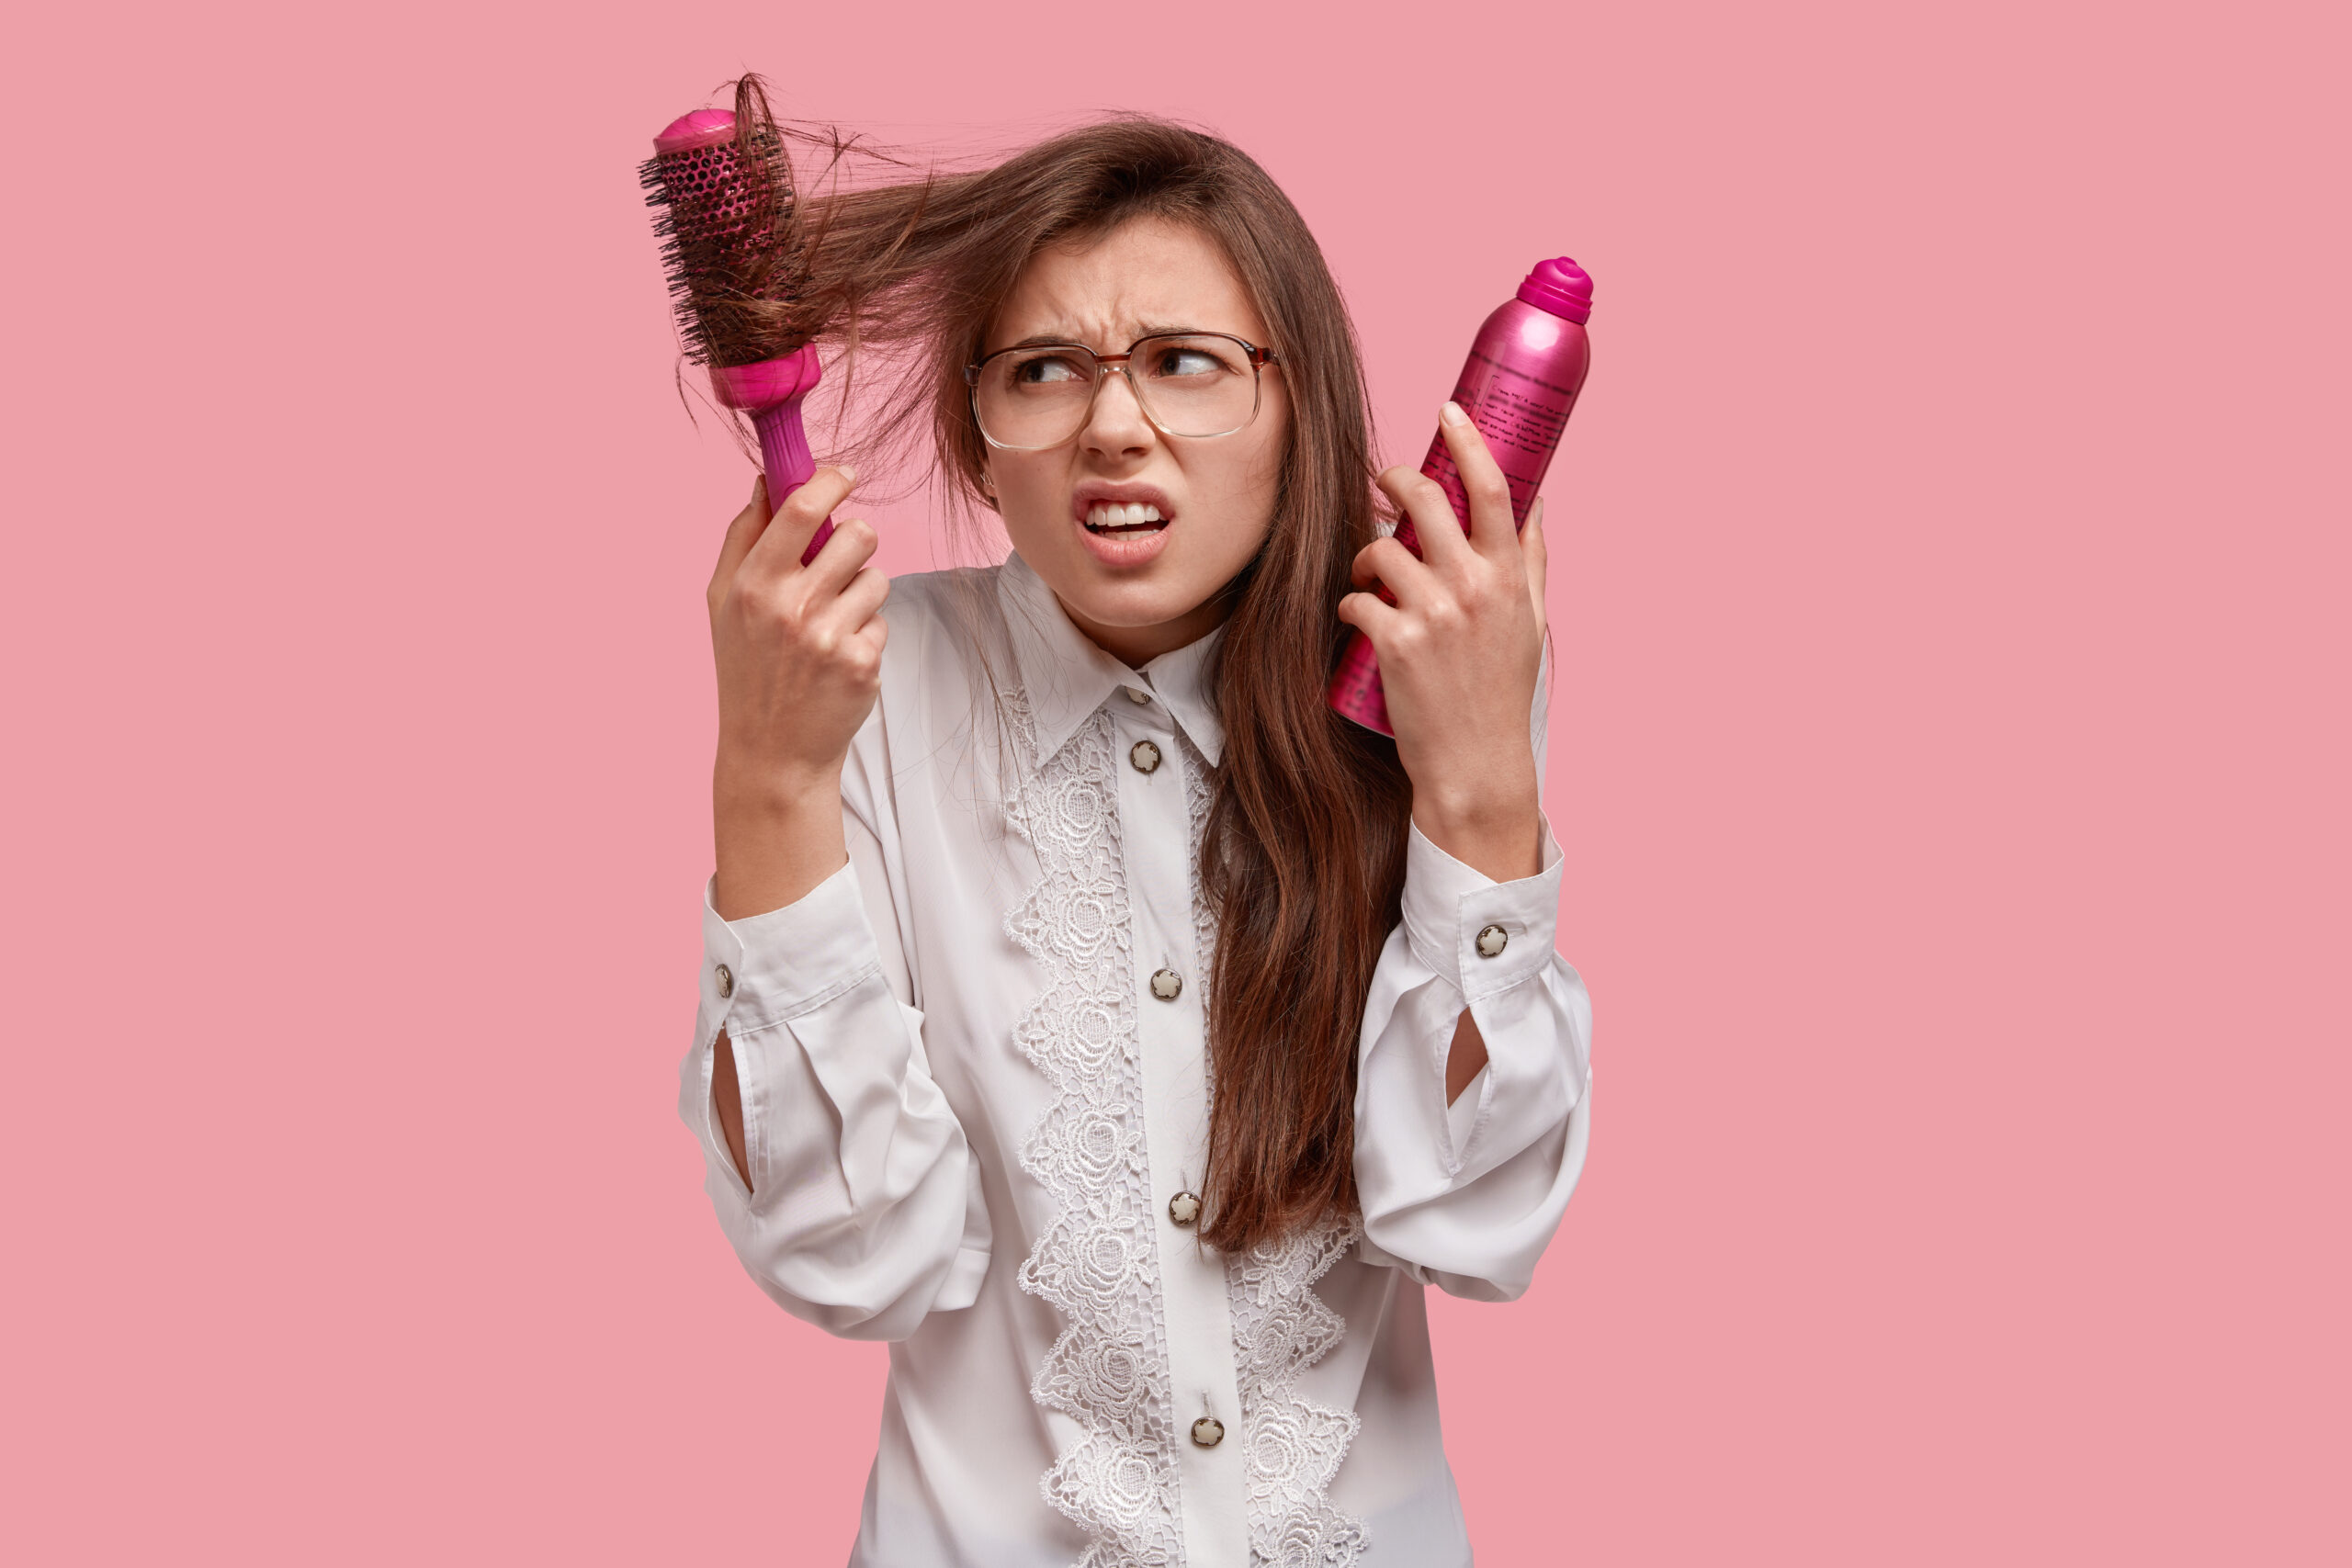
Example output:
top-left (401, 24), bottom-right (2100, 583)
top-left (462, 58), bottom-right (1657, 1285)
top-left (751, 400), bottom-right (834, 565)
top-left (711, 346), bottom-right (835, 565)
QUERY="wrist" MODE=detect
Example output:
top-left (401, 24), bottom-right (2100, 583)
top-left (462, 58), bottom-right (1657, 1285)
top-left (713, 748), bottom-right (841, 818)
top-left (711, 757), bottom-right (849, 923)
top-left (1411, 777), bottom-right (1543, 884)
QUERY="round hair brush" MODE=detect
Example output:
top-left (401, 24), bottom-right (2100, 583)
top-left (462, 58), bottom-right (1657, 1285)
top-left (640, 76), bottom-right (834, 561)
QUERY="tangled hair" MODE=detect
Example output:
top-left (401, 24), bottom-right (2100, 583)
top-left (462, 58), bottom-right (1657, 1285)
top-left (763, 103), bottom-right (1412, 1252)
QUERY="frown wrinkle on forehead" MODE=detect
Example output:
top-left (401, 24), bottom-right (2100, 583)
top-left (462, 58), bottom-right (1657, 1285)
top-left (987, 217), bottom-right (1270, 355)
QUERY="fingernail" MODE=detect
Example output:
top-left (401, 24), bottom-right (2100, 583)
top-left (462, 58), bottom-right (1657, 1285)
top-left (839, 464), bottom-right (858, 483)
top-left (1440, 400), bottom-right (1470, 428)
top-left (1530, 498), bottom-right (1546, 527)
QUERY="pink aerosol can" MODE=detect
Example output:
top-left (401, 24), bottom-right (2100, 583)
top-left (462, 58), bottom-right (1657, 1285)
top-left (1329, 257), bottom-right (1594, 736)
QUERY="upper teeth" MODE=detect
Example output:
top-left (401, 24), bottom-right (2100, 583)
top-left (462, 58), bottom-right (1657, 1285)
top-left (1087, 502), bottom-right (1164, 528)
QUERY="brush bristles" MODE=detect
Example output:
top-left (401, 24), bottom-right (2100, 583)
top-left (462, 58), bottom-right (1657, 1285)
top-left (639, 76), bottom-right (819, 368)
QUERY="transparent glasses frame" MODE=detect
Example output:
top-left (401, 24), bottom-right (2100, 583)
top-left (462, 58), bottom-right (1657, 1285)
top-left (963, 332), bottom-right (1281, 450)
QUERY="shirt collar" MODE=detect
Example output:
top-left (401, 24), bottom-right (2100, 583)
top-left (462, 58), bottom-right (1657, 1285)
top-left (996, 552), bottom-right (1227, 773)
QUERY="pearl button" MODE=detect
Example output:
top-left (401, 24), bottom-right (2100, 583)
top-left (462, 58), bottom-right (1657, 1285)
top-left (1129, 739), bottom-right (1161, 773)
top-left (1150, 967), bottom-right (1182, 1001)
top-left (1125, 686), bottom-right (1152, 704)
top-left (1476, 924), bottom-right (1509, 958)
top-left (1168, 1190), bottom-right (1202, 1226)
top-left (715, 963), bottom-right (735, 997)
top-left (1190, 1416), bottom-right (1225, 1448)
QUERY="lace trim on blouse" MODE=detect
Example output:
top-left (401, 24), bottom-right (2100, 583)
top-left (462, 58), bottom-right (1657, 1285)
top-left (1005, 699), bottom-right (1365, 1567)
top-left (1007, 696), bottom-right (1185, 1566)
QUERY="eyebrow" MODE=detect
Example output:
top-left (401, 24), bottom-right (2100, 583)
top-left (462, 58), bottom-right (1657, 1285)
top-left (985, 324), bottom-right (1221, 355)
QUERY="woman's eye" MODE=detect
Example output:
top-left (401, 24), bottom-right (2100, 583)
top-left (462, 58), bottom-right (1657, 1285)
top-left (1012, 354), bottom-right (1088, 385)
top-left (1150, 347), bottom-right (1227, 378)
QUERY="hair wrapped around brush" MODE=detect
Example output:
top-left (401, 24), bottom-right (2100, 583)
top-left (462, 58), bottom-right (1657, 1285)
top-left (639, 75), bottom-right (828, 369)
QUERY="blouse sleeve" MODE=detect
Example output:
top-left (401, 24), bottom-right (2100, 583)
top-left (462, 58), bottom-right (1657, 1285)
top-left (1351, 767), bottom-right (1593, 1301)
top-left (677, 763), bottom-right (991, 1343)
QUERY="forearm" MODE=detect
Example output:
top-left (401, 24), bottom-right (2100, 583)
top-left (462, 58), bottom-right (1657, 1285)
top-left (1354, 904), bottom-right (1593, 1301)
top-left (1410, 718), bottom-right (1540, 1102)
top-left (1445, 1011), bottom-right (1488, 1105)
top-left (1410, 773), bottom-right (1541, 1103)
top-left (682, 853), bottom-right (989, 1340)
top-left (713, 1030), bottom-right (751, 1184)
top-left (709, 760), bottom-right (846, 1188)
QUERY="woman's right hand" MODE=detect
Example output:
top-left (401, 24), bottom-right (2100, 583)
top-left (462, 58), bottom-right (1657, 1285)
top-left (707, 467), bottom-right (889, 919)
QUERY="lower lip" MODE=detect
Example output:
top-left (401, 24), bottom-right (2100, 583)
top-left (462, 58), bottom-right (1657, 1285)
top-left (1075, 516), bottom-right (1173, 568)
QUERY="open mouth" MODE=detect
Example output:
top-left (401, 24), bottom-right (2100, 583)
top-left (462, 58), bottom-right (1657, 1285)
top-left (1082, 502), bottom-right (1170, 536)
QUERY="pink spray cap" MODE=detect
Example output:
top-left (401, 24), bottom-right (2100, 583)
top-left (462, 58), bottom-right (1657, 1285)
top-left (1515, 257), bottom-right (1594, 323)
top-left (654, 108), bottom-right (738, 155)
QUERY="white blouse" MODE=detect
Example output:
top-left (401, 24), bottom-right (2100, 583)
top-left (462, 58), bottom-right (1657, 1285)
top-left (679, 554), bottom-right (1593, 1568)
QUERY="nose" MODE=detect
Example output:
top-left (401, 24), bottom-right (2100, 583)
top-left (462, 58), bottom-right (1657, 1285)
top-left (1080, 365), bottom-right (1158, 460)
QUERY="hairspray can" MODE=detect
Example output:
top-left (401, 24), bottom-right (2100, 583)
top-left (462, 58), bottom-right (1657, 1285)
top-left (1328, 257), bottom-right (1594, 736)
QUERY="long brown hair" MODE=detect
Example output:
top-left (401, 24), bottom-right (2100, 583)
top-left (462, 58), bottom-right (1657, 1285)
top-left (771, 107), bottom-right (1412, 1252)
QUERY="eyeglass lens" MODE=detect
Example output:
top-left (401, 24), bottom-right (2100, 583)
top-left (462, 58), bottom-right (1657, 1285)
top-left (973, 333), bottom-right (1263, 448)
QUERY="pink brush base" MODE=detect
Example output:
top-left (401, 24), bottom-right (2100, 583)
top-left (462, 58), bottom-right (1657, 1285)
top-left (709, 348), bottom-right (822, 411)
top-left (715, 346), bottom-right (833, 566)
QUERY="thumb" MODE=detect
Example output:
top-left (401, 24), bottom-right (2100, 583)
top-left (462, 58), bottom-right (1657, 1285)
top-left (709, 474), bottom-right (775, 613)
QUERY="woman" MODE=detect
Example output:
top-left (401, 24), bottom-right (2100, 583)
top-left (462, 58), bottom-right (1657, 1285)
top-left (681, 118), bottom-right (1592, 1567)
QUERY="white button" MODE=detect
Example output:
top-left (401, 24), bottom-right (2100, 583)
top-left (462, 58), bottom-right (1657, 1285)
top-left (1168, 1190), bottom-right (1202, 1226)
top-left (1125, 686), bottom-right (1152, 704)
top-left (1190, 1416), bottom-right (1225, 1448)
top-left (1130, 739), bottom-right (1161, 773)
top-left (1150, 967), bottom-right (1182, 1001)
top-left (715, 963), bottom-right (735, 997)
top-left (1476, 924), bottom-right (1509, 958)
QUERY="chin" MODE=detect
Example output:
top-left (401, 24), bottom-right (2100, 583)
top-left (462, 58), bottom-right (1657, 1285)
top-left (1060, 574), bottom-right (1212, 631)
top-left (1012, 516), bottom-right (1261, 656)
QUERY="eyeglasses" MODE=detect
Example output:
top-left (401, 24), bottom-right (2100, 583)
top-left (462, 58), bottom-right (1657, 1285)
top-left (965, 332), bottom-right (1279, 450)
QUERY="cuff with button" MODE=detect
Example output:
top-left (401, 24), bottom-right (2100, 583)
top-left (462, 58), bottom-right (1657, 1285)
top-left (700, 860), bottom-right (888, 1036)
top-left (1397, 816), bottom-right (1564, 1002)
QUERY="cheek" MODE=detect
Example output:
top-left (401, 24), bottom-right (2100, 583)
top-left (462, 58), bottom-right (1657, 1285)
top-left (1188, 452), bottom-right (1282, 566)
top-left (1225, 427), bottom-right (1289, 537)
top-left (994, 461), bottom-right (1068, 533)
top-left (1239, 392), bottom-right (1292, 508)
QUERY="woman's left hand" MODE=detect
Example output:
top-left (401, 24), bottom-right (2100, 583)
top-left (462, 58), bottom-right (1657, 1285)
top-left (1338, 402), bottom-right (1547, 883)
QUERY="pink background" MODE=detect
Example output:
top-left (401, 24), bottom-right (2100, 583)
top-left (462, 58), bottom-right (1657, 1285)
top-left (5, 0), bottom-right (2345, 1562)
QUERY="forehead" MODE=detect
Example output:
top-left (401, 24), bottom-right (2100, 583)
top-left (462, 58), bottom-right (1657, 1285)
top-left (989, 216), bottom-right (1268, 349)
